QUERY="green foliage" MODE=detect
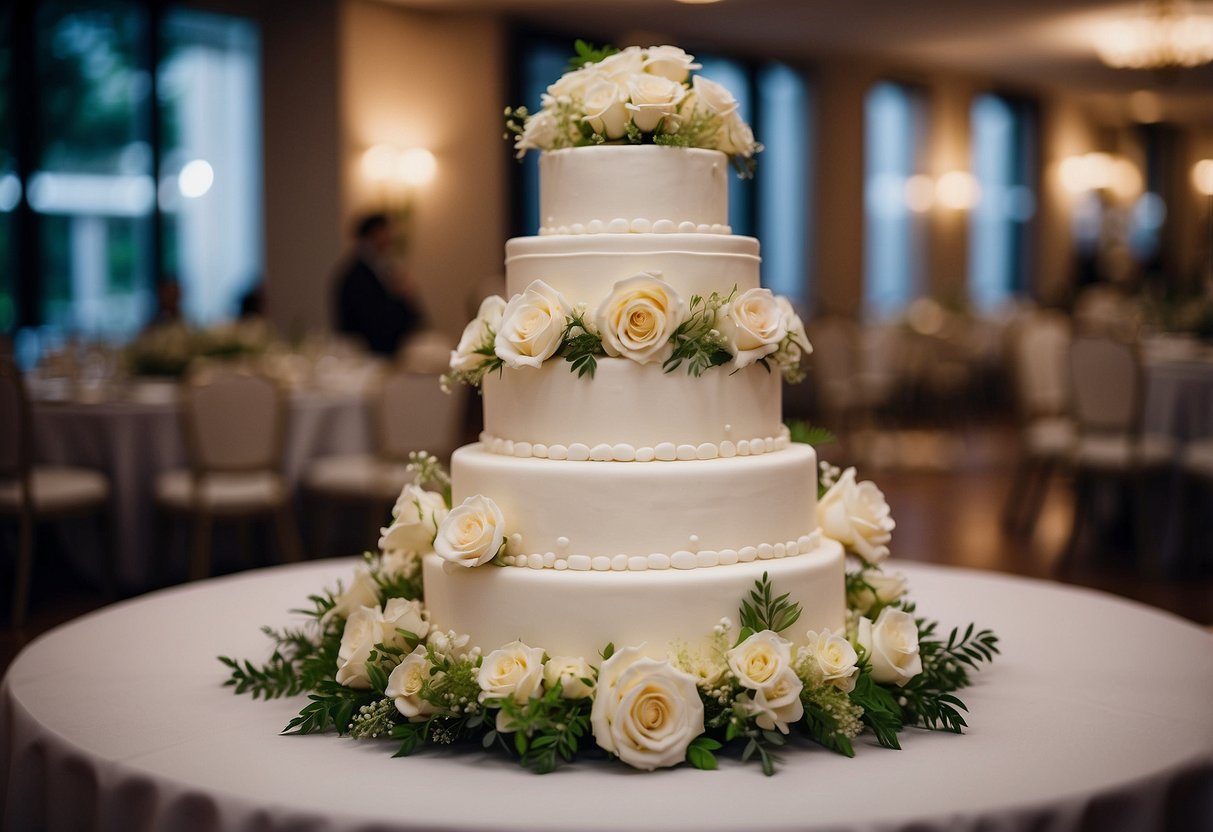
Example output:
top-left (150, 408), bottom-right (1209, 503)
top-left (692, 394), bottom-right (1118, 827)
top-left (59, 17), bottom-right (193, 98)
top-left (738, 572), bottom-right (802, 635)
top-left (492, 682), bottom-right (594, 773)
top-left (284, 680), bottom-right (376, 736)
top-left (898, 619), bottom-right (999, 733)
top-left (374, 566), bottom-right (424, 605)
top-left (566, 39), bottom-right (619, 72)
top-left (799, 683), bottom-right (862, 757)
top-left (786, 420), bottom-right (836, 447)
top-left (219, 652), bottom-right (306, 700)
top-left (848, 669), bottom-right (903, 750)
top-left (664, 289), bottom-right (736, 377)
top-left (559, 309), bottom-right (605, 378)
top-left (686, 736), bottom-right (722, 770)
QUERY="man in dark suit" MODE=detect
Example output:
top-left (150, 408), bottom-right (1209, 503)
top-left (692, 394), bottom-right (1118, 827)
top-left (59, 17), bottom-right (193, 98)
top-left (333, 213), bottom-right (426, 356)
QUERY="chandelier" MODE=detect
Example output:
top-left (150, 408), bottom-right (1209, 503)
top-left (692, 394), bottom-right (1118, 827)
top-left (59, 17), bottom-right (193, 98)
top-left (1095, 0), bottom-right (1213, 70)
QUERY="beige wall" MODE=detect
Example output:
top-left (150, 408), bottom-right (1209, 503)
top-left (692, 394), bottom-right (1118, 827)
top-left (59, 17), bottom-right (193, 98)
top-left (339, 1), bottom-right (507, 336)
top-left (260, 0), bottom-right (344, 337)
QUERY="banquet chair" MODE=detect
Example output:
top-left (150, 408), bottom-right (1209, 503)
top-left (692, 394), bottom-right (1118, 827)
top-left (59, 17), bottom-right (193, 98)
top-left (1063, 334), bottom-right (1175, 567)
top-left (302, 369), bottom-right (466, 555)
top-left (1001, 310), bottom-right (1075, 536)
top-left (154, 367), bottom-right (302, 581)
top-left (0, 357), bottom-right (114, 629)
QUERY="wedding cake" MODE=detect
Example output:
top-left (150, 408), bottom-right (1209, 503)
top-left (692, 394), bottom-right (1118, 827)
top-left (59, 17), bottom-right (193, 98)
top-left (424, 53), bottom-right (844, 661)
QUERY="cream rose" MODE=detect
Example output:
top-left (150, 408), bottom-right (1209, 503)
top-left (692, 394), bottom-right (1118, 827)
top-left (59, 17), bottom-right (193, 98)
top-left (591, 646), bottom-right (705, 771)
top-left (450, 295), bottom-right (505, 373)
top-left (385, 645), bottom-right (438, 719)
top-left (690, 74), bottom-right (738, 118)
top-left (593, 46), bottom-right (645, 84)
top-left (433, 494), bottom-right (506, 568)
top-left (543, 655), bottom-right (596, 700)
top-left (849, 569), bottom-right (908, 616)
top-left (857, 607), bottom-right (922, 686)
top-left (326, 567), bottom-right (380, 621)
top-left (479, 640), bottom-right (546, 731)
top-left (545, 64), bottom-right (597, 101)
top-left (334, 605), bottom-right (381, 689)
top-left (726, 630), bottom-right (804, 733)
top-left (718, 287), bottom-right (787, 369)
top-left (494, 280), bottom-right (570, 369)
top-left (594, 274), bottom-right (686, 364)
top-left (379, 597), bottom-right (429, 647)
top-left (626, 73), bottom-right (686, 133)
top-left (720, 115), bottom-right (760, 157)
top-left (776, 296), bottom-right (811, 354)
top-left (801, 628), bottom-right (860, 693)
top-left (817, 467), bottom-right (895, 564)
top-left (582, 77), bottom-right (629, 139)
top-left (515, 108), bottom-right (561, 156)
top-left (643, 45), bottom-right (700, 83)
top-left (379, 485), bottom-right (447, 555)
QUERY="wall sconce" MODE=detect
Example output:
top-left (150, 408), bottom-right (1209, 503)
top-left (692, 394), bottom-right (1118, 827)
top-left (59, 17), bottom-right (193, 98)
top-left (361, 144), bottom-right (437, 201)
top-left (1193, 159), bottom-right (1213, 196)
top-left (1059, 153), bottom-right (1142, 200)
top-left (935, 170), bottom-right (980, 211)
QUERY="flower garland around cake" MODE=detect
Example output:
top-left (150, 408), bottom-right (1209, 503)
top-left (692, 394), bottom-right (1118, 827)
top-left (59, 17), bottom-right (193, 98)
top-left (443, 276), bottom-right (810, 390)
top-left (506, 42), bottom-right (760, 177)
top-left (221, 453), bottom-right (999, 775)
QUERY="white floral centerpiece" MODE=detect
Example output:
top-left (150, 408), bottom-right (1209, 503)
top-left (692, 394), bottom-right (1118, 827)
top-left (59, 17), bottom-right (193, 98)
top-left (222, 451), bottom-right (998, 775)
top-left (506, 41), bottom-right (761, 177)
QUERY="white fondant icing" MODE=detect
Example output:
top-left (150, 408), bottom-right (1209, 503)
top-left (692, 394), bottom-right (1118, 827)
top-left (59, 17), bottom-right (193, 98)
top-left (720, 440), bottom-right (737, 458)
top-left (774, 542), bottom-right (786, 558)
top-left (567, 443), bottom-right (590, 461)
top-left (550, 444), bottom-right (568, 460)
top-left (648, 553), bottom-right (670, 570)
top-left (612, 444), bottom-right (636, 462)
top-left (607, 218), bottom-right (629, 233)
top-left (538, 147), bottom-right (728, 233)
top-left (653, 219), bottom-right (676, 233)
top-left (739, 546), bottom-right (758, 562)
top-left (534, 444), bottom-right (548, 458)
top-left (697, 550), bottom-right (719, 568)
top-left (569, 555), bottom-right (591, 571)
top-left (421, 540), bottom-right (846, 661)
top-left (504, 234), bottom-right (760, 312)
top-left (628, 556), bottom-right (649, 571)
top-left (590, 443), bottom-right (612, 461)
top-left (676, 444), bottom-right (697, 461)
top-left (611, 554), bottom-right (629, 571)
top-left (758, 543), bottom-right (774, 560)
top-left (719, 549), bottom-right (738, 565)
top-left (592, 556), bottom-right (611, 571)
top-left (514, 442), bottom-right (532, 458)
top-left (738, 440), bottom-right (750, 455)
top-left (671, 550), bottom-right (697, 570)
top-left (527, 553), bottom-right (544, 569)
top-left (636, 447), bottom-right (656, 462)
top-left (631, 218), bottom-right (651, 233)
top-left (696, 443), bottom-right (718, 460)
top-left (655, 443), bottom-right (676, 461)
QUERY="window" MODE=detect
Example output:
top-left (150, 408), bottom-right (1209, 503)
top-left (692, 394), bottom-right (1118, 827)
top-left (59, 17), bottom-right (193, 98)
top-left (511, 33), bottom-right (813, 302)
top-left (2, 2), bottom-right (261, 349)
top-left (864, 81), bottom-right (927, 320)
top-left (968, 94), bottom-right (1036, 311)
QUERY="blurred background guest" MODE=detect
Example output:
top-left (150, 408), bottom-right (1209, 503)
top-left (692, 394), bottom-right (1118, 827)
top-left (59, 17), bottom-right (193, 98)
top-left (332, 213), bottom-right (426, 356)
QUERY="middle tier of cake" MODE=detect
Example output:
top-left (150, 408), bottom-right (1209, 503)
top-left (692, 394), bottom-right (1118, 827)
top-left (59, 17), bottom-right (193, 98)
top-left (451, 441), bottom-right (819, 570)
top-left (481, 358), bottom-right (785, 457)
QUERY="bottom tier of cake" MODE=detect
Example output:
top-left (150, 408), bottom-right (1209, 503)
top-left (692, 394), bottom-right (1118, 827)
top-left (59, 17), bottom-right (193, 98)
top-left (422, 537), bottom-right (846, 661)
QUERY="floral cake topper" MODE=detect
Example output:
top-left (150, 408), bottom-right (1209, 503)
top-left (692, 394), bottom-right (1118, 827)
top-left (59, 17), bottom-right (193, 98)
top-left (506, 42), bottom-right (761, 177)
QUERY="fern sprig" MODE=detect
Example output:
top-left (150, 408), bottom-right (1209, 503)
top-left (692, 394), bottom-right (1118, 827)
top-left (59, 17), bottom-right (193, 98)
top-left (558, 308), bottom-right (604, 378)
top-left (738, 572), bottom-right (802, 636)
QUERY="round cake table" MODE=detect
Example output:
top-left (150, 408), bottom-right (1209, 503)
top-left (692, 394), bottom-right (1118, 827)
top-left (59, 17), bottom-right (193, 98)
top-left (3, 560), bottom-right (1211, 832)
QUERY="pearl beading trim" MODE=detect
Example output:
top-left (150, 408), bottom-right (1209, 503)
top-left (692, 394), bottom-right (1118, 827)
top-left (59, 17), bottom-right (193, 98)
top-left (498, 529), bottom-right (824, 572)
top-left (538, 219), bottom-right (732, 236)
top-left (479, 426), bottom-right (792, 462)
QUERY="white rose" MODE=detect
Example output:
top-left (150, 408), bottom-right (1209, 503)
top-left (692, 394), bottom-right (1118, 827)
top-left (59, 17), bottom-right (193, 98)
top-left (857, 607), bottom-right (922, 686)
top-left (479, 640), bottom-right (546, 731)
top-left (849, 569), bottom-right (908, 616)
top-left (379, 485), bottom-right (448, 555)
top-left (326, 567), bottom-right (380, 621)
top-left (494, 280), bottom-right (570, 369)
top-left (593, 46), bottom-right (645, 83)
top-left (450, 295), bottom-right (505, 373)
top-left (775, 296), bottom-right (811, 354)
top-left (626, 73), bottom-right (686, 133)
top-left (594, 274), bottom-right (686, 364)
top-left (801, 628), bottom-right (860, 693)
top-left (434, 494), bottom-right (506, 568)
top-left (719, 113), bottom-right (760, 157)
top-left (427, 628), bottom-right (471, 660)
top-left (591, 646), bottom-right (705, 771)
top-left (334, 605), bottom-right (381, 689)
top-left (543, 655), bottom-right (596, 699)
top-left (379, 549), bottom-right (420, 581)
top-left (385, 645), bottom-right (439, 719)
top-left (515, 109), bottom-right (561, 156)
top-left (718, 287), bottom-right (787, 369)
top-left (690, 74), bottom-right (738, 117)
top-left (643, 45), bottom-right (700, 83)
top-left (546, 64), bottom-right (597, 101)
top-left (582, 76), bottom-right (629, 139)
top-left (379, 596), bottom-right (429, 647)
top-left (817, 467), bottom-right (895, 564)
top-left (726, 630), bottom-right (804, 733)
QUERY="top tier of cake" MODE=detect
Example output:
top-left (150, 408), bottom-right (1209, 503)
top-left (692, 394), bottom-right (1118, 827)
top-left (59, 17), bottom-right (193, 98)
top-left (538, 146), bottom-right (730, 235)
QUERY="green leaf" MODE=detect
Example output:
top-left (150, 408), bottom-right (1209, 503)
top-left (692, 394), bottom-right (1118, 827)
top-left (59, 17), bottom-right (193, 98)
top-left (786, 420), bottom-right (837, 447)
top-left (738, 572), bottom-right (802, 634)
top-left (686, 736), bottom-right (722, 770)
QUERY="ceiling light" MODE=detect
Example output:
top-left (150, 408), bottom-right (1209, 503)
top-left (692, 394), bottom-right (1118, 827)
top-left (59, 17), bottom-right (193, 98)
top-left (1095, 0), bottom-right (1213, 70)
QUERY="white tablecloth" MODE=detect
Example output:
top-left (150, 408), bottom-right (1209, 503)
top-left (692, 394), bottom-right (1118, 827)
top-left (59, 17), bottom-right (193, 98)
top-left (31, 391), bottom-right (371, 590)
top-left (3, 560), bottom-right (1211, 832)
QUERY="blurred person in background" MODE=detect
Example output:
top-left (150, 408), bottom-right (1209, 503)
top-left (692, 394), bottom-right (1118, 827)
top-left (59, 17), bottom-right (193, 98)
top-left (332, 213), bottom-right (426, 356)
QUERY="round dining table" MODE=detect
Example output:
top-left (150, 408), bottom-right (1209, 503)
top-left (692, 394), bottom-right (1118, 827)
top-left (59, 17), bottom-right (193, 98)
top-left (31, 388), bottom-right (371, 591)
top-left (3, 559), bottom-right (1211, 832)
